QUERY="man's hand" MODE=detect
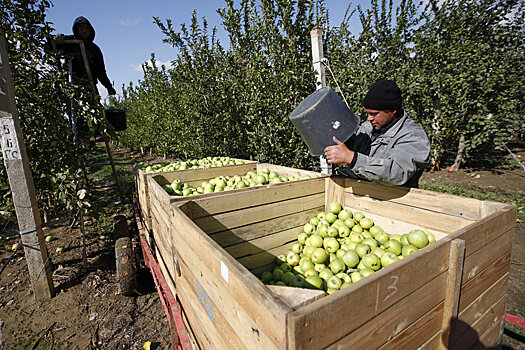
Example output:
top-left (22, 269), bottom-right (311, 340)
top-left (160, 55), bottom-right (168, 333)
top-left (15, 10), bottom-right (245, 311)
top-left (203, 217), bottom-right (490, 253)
top-left (107, 86), bottom-right (116, 95)
top-left (324, 136), bottom-right (355, 165)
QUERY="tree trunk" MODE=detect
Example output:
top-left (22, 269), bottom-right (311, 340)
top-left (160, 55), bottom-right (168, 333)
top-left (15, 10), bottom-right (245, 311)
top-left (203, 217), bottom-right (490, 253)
top-left (451, 133), bottom-right (466, 171)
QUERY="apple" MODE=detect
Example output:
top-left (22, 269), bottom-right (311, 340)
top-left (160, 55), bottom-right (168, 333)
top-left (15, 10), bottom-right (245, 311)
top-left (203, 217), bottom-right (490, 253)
top-left (292, 243), bottom-right (304, 254)
top-left (275, 281), bottom-right (286, 286)
top-left (362, 230), bottom-right (373, 239)
top-left (305, 275), bottom-right (324, 290)
top-left (408, 230), bottom-right (429, 248)
top-left (329, 259), bottom-right (346, 274)
top-left (287, 252), bottom-right (301, 266)
top-left (338, 209), bottom-right (352, 221)
top-left (319, 268), bottom-right (334, 281)
top-left (350, 271), bottom-right (363, 283)
top-left (45, 235), bottom-right (54, 243)
top-left (353, 212), bottom-right (365, 222)
top-left (371, 247), bottom-right (386, 258)
top-left (304, 223), bottom-right (315, 234)
top-left (360, 218), bottom-right (374, 230)
top-left (329, 202), bottom-right (342, 215)
top-left (425, 231), bottom-right (437, 244)
top-left (383, 239), bottom-right (402, 256)
top-left (362, 238), bottom-right (379, 250)
top-left (261, 271), bottom-right (273, 283)
top-left (342, 242), bottom-right (357, 251)
top-left (342, 250), bottom-right (360, 268)
top-left (317, 224), bottom-right (329, 238)
top-left (56, 246), bottom-right (64, 253)
top-left (327, 275), bottom-right (342, 290)
top-left (369, 225), bottom-right (384, 236)
top-left (349, 232), bottom-right (364, 244)
top-left (326, 212), bottom-right (337, 224)
top-left (272, 268), bottom-right (284, 281)
top-left (336, 249), bottom-right (347, 260)
top-left (336, 272), bottom-right (352, 283)
top-left (297, 233), bottom-right (308, 245)
top-left (375, 232), bottom-right (390, 245)
top-left (300, 259), bottom-right (315, 273)
top-left (327, 226), bottom-right (339, 238)
top-left (390, 234), bottom-right (401, 242)
top-left (269, 170), bottom-right (279, 179)
top-left (304, 269), bottom-right (318, 278)
top-left (303, 246), bottom-right (316, 258)
top-left (402, 244), bottom-right (418, 256)
top-left (344, 218), bottom-right (355, 229)
top-left (360, 268), bottom-right (375, 277)
top-left (314, 263), bottom-right (327, 273)
top-left (329, 253), bottom-right (338, 263)
top-left (324, 238), bottom-right (340, 253)
top-left (280, 263), bottom-right (292, 273)
top-left (291, 275), bottom-right (306, 288)
top-left (309, 234), bottom-right (324, 248)
top-left (311, 248), bottom-right (328, 264)
top-left (276, 254), bottom-right (287, 265)
top-left (357, 261), bottom-right (366, 270)
top-left (355, 244), bottom-right (371, 258)
top-left (362, 253), bottom-right (382, 271)
top-left (317, 212), bottom-right (327, 220)
top-left (309, 217), bottom-right (320, 226)
top-left (400, 234), bottom-right (410, 246)
top-left (381, 252), bottom-right (399, 267)
top-left (282, 271), bottom-right (295, 285)
top-left (341, 281), bottom-right (353, 289)
top-left (337, 225), bottom-right (350, 238)
top-left (352, 225), bottom-right (364, 234)
top-left (11, 243), bottom-right (20, 252)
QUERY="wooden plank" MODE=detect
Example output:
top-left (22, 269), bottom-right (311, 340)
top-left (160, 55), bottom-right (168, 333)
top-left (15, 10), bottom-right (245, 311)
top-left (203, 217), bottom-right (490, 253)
top-left (224, 226), bottom-right (303, 259)
top-left (194, 193), bottom-right (325, 234)
top-left (451, 295), bottom-right (506, 350)
top-left (188, 179), bottom-right (325, 219)
top-left (176, 255), bottom-right (248, 350)
top-left (472, 311), bottom-right (505, 350)
top-left (454, 274), bottom-right (509, 342)
top-left (458, 251), bottom-right (511, 312)
top-left (171, 204), bottom-right (291, 348)
top-left (462, 228), bottom-right (513, 283)
top-left (154, 246), bottom-right (177, 297)
top-left (441, 239), bottom-right (466, 348)
top-left (287, 239), bottom-right (451, 350)
top-left (237, 241), bottom-right (297, 270)
top-left (326, 272), bottom-right (447, 350)
top-left (344, 193), bottom-right (475, 234)
top-left (418, 331), bottom-right (442, 350)
top-left (209, 208), bottom-right (322, 247)
top-left (161, 162), bottom-right (257, 183)
top-left (325, 177), bottom-right (345, 212)
top-left (260, 163), bottom-right (326, 178)
top-left (344, 179), bottom-right (483, 220)
top-left (266, 285), bottom-right (325, 310)
top-left (180, 306), bottom-right (201, 350)
top-left (151, 214), bottom-right (176, 289)
top-left (377, 302), bottom-right (444, 350)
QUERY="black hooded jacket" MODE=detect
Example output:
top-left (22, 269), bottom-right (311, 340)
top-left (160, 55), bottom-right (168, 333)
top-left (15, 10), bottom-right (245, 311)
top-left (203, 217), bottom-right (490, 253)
top-left (69, 16), bottom-right (112, 92)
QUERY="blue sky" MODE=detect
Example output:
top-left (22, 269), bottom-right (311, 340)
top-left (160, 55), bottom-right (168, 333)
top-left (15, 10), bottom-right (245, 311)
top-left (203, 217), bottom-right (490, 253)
top-left (46, 1), bottom-right (372, 98)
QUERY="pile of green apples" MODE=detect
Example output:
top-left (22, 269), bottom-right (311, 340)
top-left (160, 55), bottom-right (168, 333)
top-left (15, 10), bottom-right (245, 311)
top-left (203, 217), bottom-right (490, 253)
top-left (161, 168), bottom-right (319, 197)
top-left (137, 156), bottom-right (249, 173)
top-left (259, 202), bottom-right (436, 294)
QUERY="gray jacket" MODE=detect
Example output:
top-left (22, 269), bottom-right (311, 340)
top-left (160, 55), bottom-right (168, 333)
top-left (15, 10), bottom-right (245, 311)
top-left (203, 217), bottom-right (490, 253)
top-left (345, 112), bottom-right (430, 187)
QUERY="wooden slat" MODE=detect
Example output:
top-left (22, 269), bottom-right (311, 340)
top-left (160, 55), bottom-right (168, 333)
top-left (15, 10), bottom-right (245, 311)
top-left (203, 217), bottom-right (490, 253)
top-left (462, 228), bottom-right (513, 283)
top-left (377, 302), bottom-right (444, 350)
top-left (325, 177), bottom-right (345, 212)
top-left (209, 208), bottom-right (322, 247)
top-left (418, 331), bottom-right (442, 349)
top-left (287, 239), bottom-right (451, 350)
top-left (180, 305), bottom-right (202, 350)
top-left (344, 179), bottom-right (483, 220)
top-left (326, 272), bottom-right (447, 350)
top-left (188, 179), bottom-right (325, 219)
top-left (451, 295), bottom-right (506, 350)
top-left (151, 213), bottom-right (177, 288)
top-left (266, 285), bottom-right (325, 310)
top-left (472, 310), bottom-right (505, 350)
top-left (154, 246), bottom-right (177, 297)
top-left (194, 193), bottom-right (325, 234)
top-left (454, 274), bottom-right (509, 342)
top-left (171, 205), bottom-right (291, 348)
top-left (344, 193), bottom-right (475, 233)
top-left (458, 251), bottom-right (511, 312)
top-left (441, 239), bottom-right (466, 348)
top-left (224, 226), bottom-right (302, 259)
top-left (237, 241), bottom-right (297, 270)
top-left (260, 163), bottom-right (325, 178)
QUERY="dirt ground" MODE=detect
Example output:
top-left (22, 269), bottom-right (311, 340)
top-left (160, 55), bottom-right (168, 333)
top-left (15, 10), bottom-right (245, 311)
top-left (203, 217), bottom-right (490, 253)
top-left (0, 145), bottom-right (523, 349)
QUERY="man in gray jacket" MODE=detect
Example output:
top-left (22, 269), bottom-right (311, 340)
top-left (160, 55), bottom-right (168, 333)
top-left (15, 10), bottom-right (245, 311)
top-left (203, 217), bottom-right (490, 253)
top-left (324, 80), bottom-right (430, 187)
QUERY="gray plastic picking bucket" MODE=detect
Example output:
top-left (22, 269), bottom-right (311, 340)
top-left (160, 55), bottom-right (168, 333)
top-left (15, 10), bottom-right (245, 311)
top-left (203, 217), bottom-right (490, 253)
top-left (289, 86), bottom-right (360, 156)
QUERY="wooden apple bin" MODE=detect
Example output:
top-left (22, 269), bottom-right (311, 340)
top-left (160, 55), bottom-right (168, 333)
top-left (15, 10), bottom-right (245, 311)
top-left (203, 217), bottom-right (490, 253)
top-left (148, 176), bottom-right (515, 349)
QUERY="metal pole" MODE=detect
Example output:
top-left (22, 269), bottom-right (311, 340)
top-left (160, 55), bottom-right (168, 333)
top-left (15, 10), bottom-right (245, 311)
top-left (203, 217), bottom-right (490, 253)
top-left (0, 30), bottom-right (54, 300)
top-left (310, 29), bottom-right (332, 175)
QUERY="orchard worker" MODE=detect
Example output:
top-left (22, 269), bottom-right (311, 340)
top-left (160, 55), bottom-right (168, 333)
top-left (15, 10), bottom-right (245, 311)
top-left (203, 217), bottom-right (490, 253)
top-left (324, 80), bottom-right (430, 188)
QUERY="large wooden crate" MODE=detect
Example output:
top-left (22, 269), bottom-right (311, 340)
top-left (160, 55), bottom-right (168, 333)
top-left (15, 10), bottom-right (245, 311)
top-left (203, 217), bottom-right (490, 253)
top-left (163, 177), bottom-right (515, 349)
top-left (146, 163), bottom-right (327, 297)
top-left (134, 160), bottom-right (257, 235)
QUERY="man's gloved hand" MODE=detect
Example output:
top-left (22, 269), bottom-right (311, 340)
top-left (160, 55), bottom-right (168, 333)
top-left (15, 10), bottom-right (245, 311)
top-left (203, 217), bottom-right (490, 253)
top-left (107, 86), bottom-right (116, 95)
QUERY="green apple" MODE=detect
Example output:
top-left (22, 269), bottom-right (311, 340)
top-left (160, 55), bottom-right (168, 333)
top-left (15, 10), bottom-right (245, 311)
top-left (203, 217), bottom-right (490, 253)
top-left (303, 246), bottom-right (316, 258)
top-left (304, 269), bottom-right (318, 278)
top-left (341, 281), bottom-right (353, 289)
top-left (402, 244), bottom-right (418, 256)
top-left (383, 239), bottom-right (402, 256)
top-left (319, 268), bottom-right (334, 281)
top-left (326, 212), bottom-right (337, 224)
top-left (337, 225), bottom-right (350, 238)
top-left (342, 250), bottom-right (360, 268)
top-left (317, 224), bottom-right (329, 238)
top-left (311, 248), bottom-right (328, 264)
top-left (327, 288), bottom-right (338, 295)
top-left (381, 252), bottom-right (399, 267)
top-left (352, 225), bottom-right (364, 234)
top-left (291, 275), bottom-right (306, 288)
top-left (355, 244), bottom-right (371, 258)
top-left (45, 235), bottom-right (54, 243)
top-left (327, 226), bottom-right (339, 238)
top-left (329, 253), bottom-right (338, 263)
top-left (362, 230), bottom-right (373, 239)
top-left (350, 271), bottom-right (363, 283)
top-left (349, 232), bottom-right (364, 244)
top-left (342, 242), bottom-right (357, 251)
top-left (297, 233), bottom-right (308, 245)
top-left (327, 275), bottom-right (342, 290)
top-left (304, 223), bottom-right (315, 234)
top-left (282, 271), bottom-right (295, 285)
top-left (324, 238), bottom-right (340, 253)
top-left (287, 252), bottom-right (301, 266)
top-left (280, 262), bottom-right (292, 273)
top-left (362, 253), bottom-right (382, 271)
top-left (300, 259), bottom-right (315, 273)
top-left (309, 234), bottom-right (323, 248)
top-left (56, 246), bottom-right (64, 253)
top-left (389, 234), bottom-right (401, 242)
top-left (360, 218), bottom-right (374, 230)
top-left (425, 231), bottom-right (437, 244)
top-left (276, 254), bottom-right (287, 265)
top-left (371, 247), bottom-right (386, 258)
top-left (375, 232), bottom-right (390, 245)
top-left (400, 234), bottom-right (410, 246)
top-left (317, 212), bottom-right (327, 220)
top-left (353, 212), bottom-right (365, 222)
top-left (305, 275), bottom-right (324, 290)
top-left (329, 202), bottom-right (342, 215)
top-left (369, 225), bottom-right (384, 236)
top-left (329, 259), bottom-right (346, 274)
top-left (336, 249), bottom-right (347, 260)
top-left (338, 209), bottom-right (352, 221)
top-left (309, 217), bottom-right (320, 226)
top-left (360, 268), bottom-right (375, 277)
top-left (408, 230), bottom-right (429, 248)
top-left (292, 243), bottom-right (303, 254)
top-left (272, 268), bottom-right (284, 281)
top-left (344, 218), bottom-right (355, 229)
top-left (362, 238), bottom-right (379, 250)
top-left (314, 263), bottom-right (327, 273)
top-left (275, 281), bottom-right (286, 286)
top-left (269, 170), bottom-right (279, 179)
top-left (261, 271), bottom-right (273, 283)
top-left (336, 272), bottom-right (352, 283)
top-left (357, 261), bottom-right (366, 270)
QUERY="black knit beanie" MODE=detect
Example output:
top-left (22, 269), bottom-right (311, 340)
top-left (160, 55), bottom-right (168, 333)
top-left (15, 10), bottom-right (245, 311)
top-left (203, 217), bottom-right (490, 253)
top-left (362, 80), bottom-right (402, 111)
